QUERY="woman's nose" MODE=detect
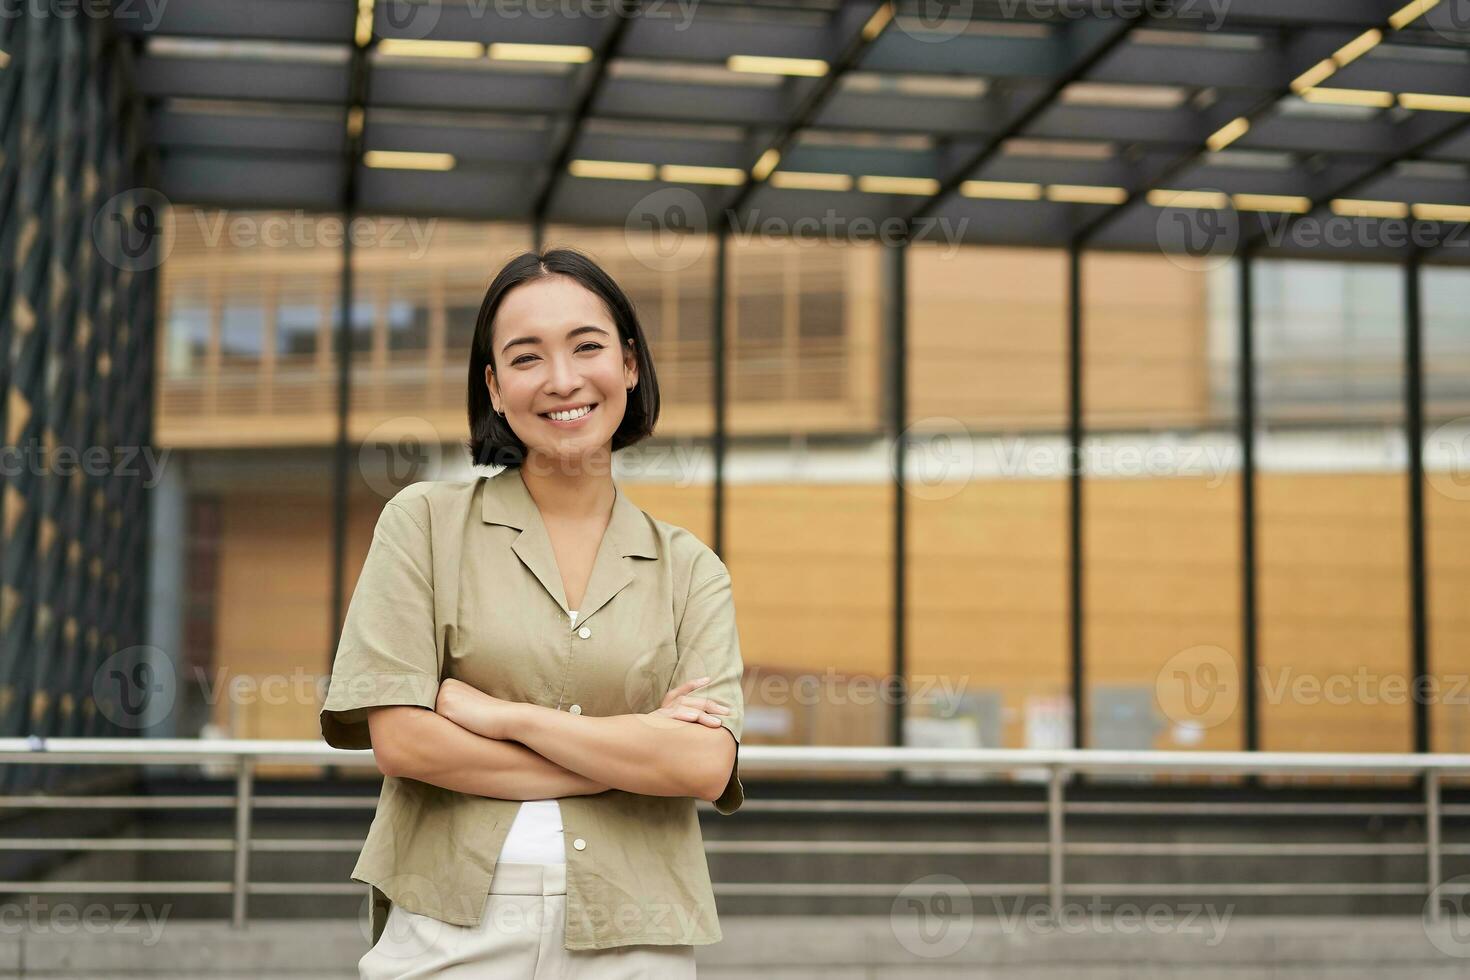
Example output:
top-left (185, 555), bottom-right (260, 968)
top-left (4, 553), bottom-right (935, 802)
top-left (547, 355), bottom-right (582, 391)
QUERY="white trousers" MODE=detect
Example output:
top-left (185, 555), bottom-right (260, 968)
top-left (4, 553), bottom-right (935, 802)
top-left (358, 862), bottom-right (698, 979)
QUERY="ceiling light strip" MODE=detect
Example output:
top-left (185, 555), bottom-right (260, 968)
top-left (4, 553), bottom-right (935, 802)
top-left (726, 54), bottom-right (829, 77)
top-left (377, 39), bottom-right (484, 59)
top-left (769, 171), bottom-right (854, 191)
top-left (1399, 92), bottom-right (1470, 113)
top-left (489, 42), bottom-right (593, 63)
top-left (363, 150), bottom-right (455, 171)
top-left (1301, 87), bottom-right (1395, 108)
top-left (960, 180), bottom-right (1044, 200)
top-left (1389, 0), bottom-right (1442, 30)
top-left (1206, 116), bottom-right (1250, 151)
top-left (1046, 184), bottom-right (1127, 205)
top-left (1331, 198), bottom-right (1410, 218)
top-left (659, 164), bottom-right (745, 186)
top-left (751, 148), bottom-right (781, 181)
top-left (856, 175), bottom-right (938, 195)
top-left (568, 159), bottom-right (656, 180)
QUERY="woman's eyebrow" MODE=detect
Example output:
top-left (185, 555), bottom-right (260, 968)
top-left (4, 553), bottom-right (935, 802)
top-left (501, 324), bottom-right (611, 354)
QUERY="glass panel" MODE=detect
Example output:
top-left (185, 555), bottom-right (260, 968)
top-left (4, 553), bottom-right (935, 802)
top-left (723, 237), bottom-right (891, 779)
top-left (1424, 264), bottom-right (1470, 783)
top-left (1082, 253), bottom-right (1243, 782)
top-left (154, 207), bottom-right (350, 781)
top-left (275, 301), bottom-right (321, 358)
top-left (908, 247), bottom-right (1066, 430)
top-left (385, 297), bottom-right (427, 355)
top-left (163, 298), bottom-right (210, 378)
top-left (219, 304), bottom-right (265, 363)
top-left (157, 207), bottom-right (346, 445)
top-left (907, 245), bottom-right (1069, 772)
top-left (1254, 259), bottom-right (1409, 786)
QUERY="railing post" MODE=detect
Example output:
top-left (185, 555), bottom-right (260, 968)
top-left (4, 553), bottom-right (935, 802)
top-left (1426, 768), bottom-right (1441, 923)
top-left (1048, 765), bottom-right (1067, 919)
top-left (232, 755), bottom-right (254, 928)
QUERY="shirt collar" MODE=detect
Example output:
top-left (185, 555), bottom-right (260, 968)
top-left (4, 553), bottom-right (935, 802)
top-left (479, 467), bottom-right (658, 560)
top-left (479, 467), bottom-right (659, 621)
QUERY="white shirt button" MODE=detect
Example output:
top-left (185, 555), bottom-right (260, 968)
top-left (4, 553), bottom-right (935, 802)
top-left (578, 626), bottom-right (591, 639)
top-left (573, 838), bottom-right (586, 850)
top-left (569, 704), bottom-right (582, 715)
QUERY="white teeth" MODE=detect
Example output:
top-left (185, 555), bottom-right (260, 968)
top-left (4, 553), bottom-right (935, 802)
top-left (545, 405), bottom-right (593, 421)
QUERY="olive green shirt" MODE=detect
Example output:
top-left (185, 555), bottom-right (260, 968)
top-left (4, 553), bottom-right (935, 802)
top-left (319, 467), bottom-right (745, 951)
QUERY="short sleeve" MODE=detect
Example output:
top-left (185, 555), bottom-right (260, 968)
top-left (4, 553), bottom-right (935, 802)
top-left (319, 499), bottom-right (442, 751)
top-left (671, 554), bottom-right (746, 815)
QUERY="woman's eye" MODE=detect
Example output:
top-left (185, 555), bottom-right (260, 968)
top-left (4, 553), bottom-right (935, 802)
top-left (511, 343), bottom-right (602, 367)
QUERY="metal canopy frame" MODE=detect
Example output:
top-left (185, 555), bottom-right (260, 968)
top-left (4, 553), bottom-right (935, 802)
top-left (119, 0), bottom-right (1470, 262)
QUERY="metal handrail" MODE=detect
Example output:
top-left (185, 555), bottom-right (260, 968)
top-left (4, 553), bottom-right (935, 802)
top-left (0, 739), bottom-right (1466, 928)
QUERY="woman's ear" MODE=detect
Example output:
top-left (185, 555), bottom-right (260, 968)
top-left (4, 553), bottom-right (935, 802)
top-left (623, 339), bottom-right (638, 391)
top-left (484, 364), bottom-right (499, 413)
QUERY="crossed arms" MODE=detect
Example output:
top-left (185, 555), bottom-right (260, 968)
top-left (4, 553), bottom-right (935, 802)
top-left (365, 677), bottom-right (736, 804)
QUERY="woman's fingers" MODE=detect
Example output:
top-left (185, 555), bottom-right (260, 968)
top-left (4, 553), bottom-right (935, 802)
top-left (661, 676), bottom-right (712, 707)
top-left (678, 695), bottom-right (730, 715)
top-left (654, 683), bottom-right (732, 727)
top-left (672, 706), bottom-right (726, 727)
top-left (661, 681), bottom-right (729, 714)
top-left (665, 696), bottom-right (730, 727)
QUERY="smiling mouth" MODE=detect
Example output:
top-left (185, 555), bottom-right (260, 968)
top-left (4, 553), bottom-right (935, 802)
top-left (539, 404), bottom-right (598, 422)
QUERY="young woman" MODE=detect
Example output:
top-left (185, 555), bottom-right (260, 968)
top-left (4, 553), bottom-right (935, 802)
top-left (319, 248), bottom-right (746, 978)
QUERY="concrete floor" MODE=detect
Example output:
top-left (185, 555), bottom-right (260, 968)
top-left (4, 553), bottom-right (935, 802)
top-left (2, 915), bottom-right (1468, 978)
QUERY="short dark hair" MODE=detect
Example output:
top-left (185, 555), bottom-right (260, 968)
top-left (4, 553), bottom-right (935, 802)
top-left (465, 247), bottom-right (660, 468)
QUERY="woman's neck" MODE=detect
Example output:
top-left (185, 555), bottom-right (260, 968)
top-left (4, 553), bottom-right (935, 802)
top-left (518, 456), bottom-right (615, 525)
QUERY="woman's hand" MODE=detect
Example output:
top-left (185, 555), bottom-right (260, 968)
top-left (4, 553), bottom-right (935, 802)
top-left (650, 676), bottom-right (731, 728)
top-left (436, 677), bottom-right (520, 741)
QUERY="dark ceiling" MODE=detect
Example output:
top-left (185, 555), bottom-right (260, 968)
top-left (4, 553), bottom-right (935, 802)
top-left (120, 0), bottom-right (1470, 261)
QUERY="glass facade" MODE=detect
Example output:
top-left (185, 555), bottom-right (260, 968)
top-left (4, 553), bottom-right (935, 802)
top-left (153, 205), bottom-right (1463, 783)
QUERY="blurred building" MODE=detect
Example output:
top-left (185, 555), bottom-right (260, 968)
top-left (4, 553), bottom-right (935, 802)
top-left (150, 206), bottom-right (1470, 778)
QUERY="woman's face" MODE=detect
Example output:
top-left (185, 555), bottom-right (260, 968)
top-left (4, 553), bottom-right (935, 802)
top-left (485, 275), bottom-right (638, 465)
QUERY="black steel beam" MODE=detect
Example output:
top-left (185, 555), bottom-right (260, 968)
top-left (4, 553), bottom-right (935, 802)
top-left (1239, 254), bottom-right (1259, 756)
top-left (883, 240), bottom-right (907, 759)
top-left (1405, 254), bottom-right (1428, 754)
top-left (712, 227), bottom-right (727, 559)
top-left (908, 14), bottom-right (1151, 227)
top-left (1067, 243), bottom-right (1085, 750)
top-left (328, 15), bottom-right (372, 667)
top-left (529, 10), bottom-right (636, 229)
